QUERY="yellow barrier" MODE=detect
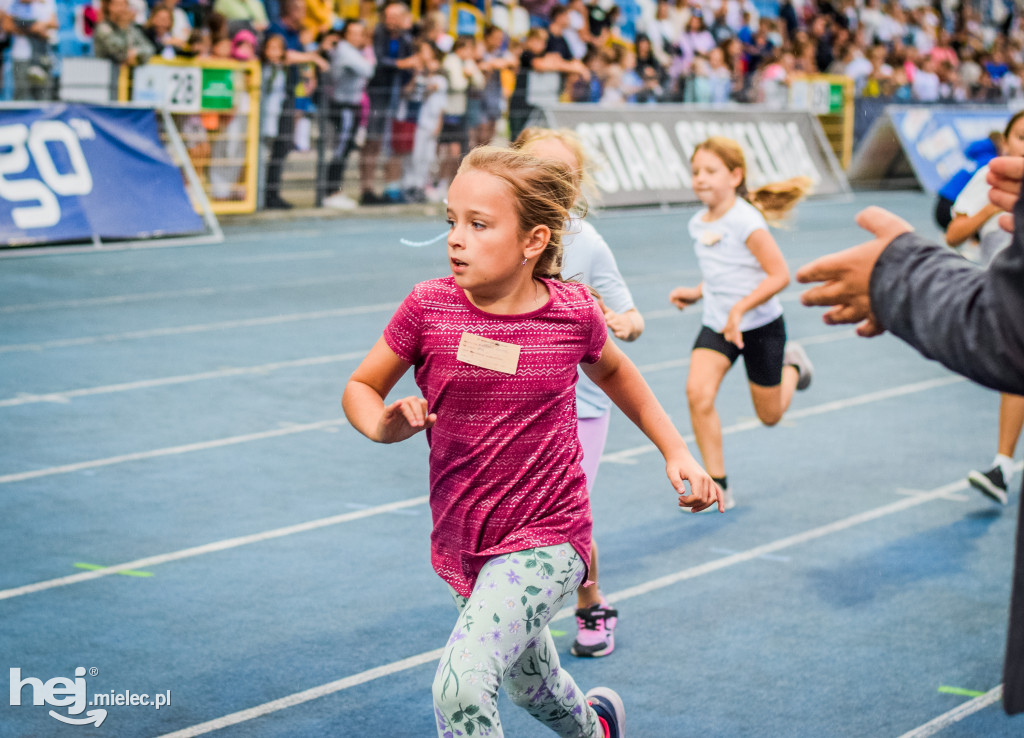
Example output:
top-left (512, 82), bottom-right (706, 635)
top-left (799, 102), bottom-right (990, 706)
top-left (451, 2), bottom-right (487, 39)
top-left (120, 57), bottom-right (263, 215)
top-left (789, 74), bottom-right (854, 169)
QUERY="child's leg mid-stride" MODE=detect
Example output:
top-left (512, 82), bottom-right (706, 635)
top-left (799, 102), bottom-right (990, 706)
top-left (573, 413), bottom-right (620, 658)
top-left (433, 543), bottom-right (609, 738)
top-left (686, 346), bottom-right (734, 479)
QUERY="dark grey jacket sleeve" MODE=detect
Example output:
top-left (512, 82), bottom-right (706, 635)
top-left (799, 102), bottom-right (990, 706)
top-left (869, 192), bottom-right (1024, 394)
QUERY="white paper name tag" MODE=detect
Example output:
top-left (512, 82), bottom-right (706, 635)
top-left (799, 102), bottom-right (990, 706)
top-left (457, 332), bottom-right (521, 375)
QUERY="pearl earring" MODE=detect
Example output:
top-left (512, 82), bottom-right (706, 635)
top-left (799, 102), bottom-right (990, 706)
top-left (521, 257), bottom-right (527, 265)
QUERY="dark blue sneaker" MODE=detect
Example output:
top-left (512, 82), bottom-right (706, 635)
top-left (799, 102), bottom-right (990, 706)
top-left (586, 687), bottom-right (625, 737)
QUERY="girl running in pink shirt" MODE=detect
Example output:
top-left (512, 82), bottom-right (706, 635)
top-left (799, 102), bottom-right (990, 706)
top-left (343, 145), bottom-right (720, 738)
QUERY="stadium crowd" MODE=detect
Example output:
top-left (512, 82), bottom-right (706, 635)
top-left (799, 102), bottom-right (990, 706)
top-left (0, 0), bottom-right (1021, 205)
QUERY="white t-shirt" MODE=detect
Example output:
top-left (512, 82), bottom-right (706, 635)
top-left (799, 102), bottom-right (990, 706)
top-left (952, 164), bottom-right (1011, 264)
top-left (689, 197), bottom-right (782, 333)
top-left (562, 217), bottom-right (636, 418)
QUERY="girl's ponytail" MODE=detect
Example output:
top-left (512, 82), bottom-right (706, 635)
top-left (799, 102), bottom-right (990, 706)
top-left (693, 136), bottom-right (812, 224)
top-left (749, 176), bottom-right (813, 224)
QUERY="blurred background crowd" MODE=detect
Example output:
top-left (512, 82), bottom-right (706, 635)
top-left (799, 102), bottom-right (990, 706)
top-left (1, 0), bottom-right (1022, 207)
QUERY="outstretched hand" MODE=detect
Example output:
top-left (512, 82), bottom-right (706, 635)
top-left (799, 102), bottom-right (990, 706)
top-left (796, 207), bottom-right (913, 337)
top-left (377, 396), bottom-right (436, 443)
top-left (668, 454), bottom-right (724, 513)
top-left (987, 156), bottom-right (1024, 232)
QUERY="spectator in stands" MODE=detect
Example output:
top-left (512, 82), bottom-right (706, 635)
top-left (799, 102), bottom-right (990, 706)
top-left (634, 33), bottom-right (664, 86)
top-left (0, 0), bottom-right (57, 100)
top-left (642, 0), bottom-right (675, 70)
top-left (415, 9), bottom-right (452, 54)
top-left (635, 63), bottom-right (664, 102)
top-left (508, 27), bottom-right (549, 140)
top-left (262, 0), bottom-right (328, 209)
top-left (93, 0), bottom-right (155, 68)
top-left (912, 54), bottom-right (942, 101)
top-left (520, 0), bottom-right (558, 29)
top-left (144, 3), bottom-right (186, 59)
top-left (685, 10), bottom-right (716, 57)
top-left (322, 18), bottom-right (375, 210)
top-left (585, 0), bottom-right (613, 48)
top-left (437, 35), bottom-right (484, 193)
top-left (708, 8), bottom-right (733, 45)
top-left (568, 45), bottom-right (604, 102)
top-left (403, 40), bottom-right (446, 203)
top-left (474, 25), bottom-right (515, 148)
top-left (162, 0), bottom-right (192, 47)
top-left (359, 0), bottom-right (418, 205)
top-left (303, 0), bottom-right (333, 38)
top-left (563, 0), bottom-right (590, 59)
top-left (860, 44), bottom-right (893, 97)
top-left (705, 45), bottom-right (735, 102)
top-left (212, 0), bottom-right (268, 36)
top-left (546, 5), bottom-right (575, 64)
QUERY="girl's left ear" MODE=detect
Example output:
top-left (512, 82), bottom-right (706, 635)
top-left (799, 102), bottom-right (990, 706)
top-left (523, 225), bottom-right (550, 260)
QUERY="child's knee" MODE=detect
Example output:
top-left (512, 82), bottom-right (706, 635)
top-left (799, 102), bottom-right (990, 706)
top-left (687, 382), bottom-right (715, 414)
top-left (504, 675), bottom-right (541, 710)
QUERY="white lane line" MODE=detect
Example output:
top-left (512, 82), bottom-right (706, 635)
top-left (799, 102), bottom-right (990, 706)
top-left (0, 352), bottom-right (367, 408)
top-left (601, 375), bottom-right (964, 464)
top-left (0, 419), bottom-right (347, 485)
top-left (0, 328), bottom-right (851, 409)
top-left (0, 374), bottom-right (967, 599)
top-left (155, 475), bottom-right (977, 738)
top-left (0, 303), bottom-right (396, 354)
top-left (896, 685), bottom-right (1003, 738)
top-left (0, 268), bottom-right (429, 314)
top-left (0, 495), bottom-right (428, 602)
top-left (85, 249), bottom-right (338, 276)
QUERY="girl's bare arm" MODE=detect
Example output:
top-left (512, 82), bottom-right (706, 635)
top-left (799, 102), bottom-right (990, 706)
top-left (342, 337), bottom-right (435, 443)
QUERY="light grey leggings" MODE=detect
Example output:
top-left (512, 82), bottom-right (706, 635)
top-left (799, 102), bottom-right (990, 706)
top-left (432, 544), bottom-right (602, 738)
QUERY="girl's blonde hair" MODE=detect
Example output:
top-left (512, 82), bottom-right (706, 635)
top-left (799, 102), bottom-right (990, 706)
top-left (512, 127), bottom-right (596, 209)
top-left (692, 136), bottom-right (812, 223)
top-left (457, 145), bottom-right (578, 280)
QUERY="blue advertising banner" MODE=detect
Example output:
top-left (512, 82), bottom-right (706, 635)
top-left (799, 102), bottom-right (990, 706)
top-left (849, 105), bottom-right (1013, 195)
top-left (0, 104), bottom-right (204, 247)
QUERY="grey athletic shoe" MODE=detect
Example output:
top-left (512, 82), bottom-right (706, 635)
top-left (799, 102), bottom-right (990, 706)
top-left (784, 342), bottom-right (813, 391)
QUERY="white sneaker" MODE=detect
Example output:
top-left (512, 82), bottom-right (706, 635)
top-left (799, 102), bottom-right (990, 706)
top-left (783, 342), bottom-right (813, 391)
top-left (323, 193), bottom-right (358, 210)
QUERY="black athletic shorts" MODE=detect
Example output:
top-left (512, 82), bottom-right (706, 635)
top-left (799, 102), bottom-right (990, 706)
top-left (693, 315), bottom-right (787, 387)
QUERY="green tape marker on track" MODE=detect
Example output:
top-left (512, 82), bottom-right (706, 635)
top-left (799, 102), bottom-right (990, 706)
top-left (74, 563), bottom-right (154, 578)
top-left (938, 686), bottom-right (987, 698)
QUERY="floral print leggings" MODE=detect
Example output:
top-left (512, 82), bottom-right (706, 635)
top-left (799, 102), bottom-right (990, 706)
top-left (433, 543), bottom-right (603, 738)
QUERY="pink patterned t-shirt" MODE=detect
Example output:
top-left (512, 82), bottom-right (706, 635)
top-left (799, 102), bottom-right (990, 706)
top-left (384, 276), bottom-right (607, 596)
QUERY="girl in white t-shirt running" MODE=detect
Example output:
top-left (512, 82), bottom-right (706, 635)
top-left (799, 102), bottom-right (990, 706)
top-left (669, 136), bottom-right (813, 509)
top-left (514, 127), bottom-right (644, 661)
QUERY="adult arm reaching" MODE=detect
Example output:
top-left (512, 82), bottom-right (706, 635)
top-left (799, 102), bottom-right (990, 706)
top-left (795, 156), bottom-right (1024, 714)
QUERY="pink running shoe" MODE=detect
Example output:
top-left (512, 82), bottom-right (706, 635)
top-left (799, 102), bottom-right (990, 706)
top-left (571, 600), bottom-right (619, 657)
